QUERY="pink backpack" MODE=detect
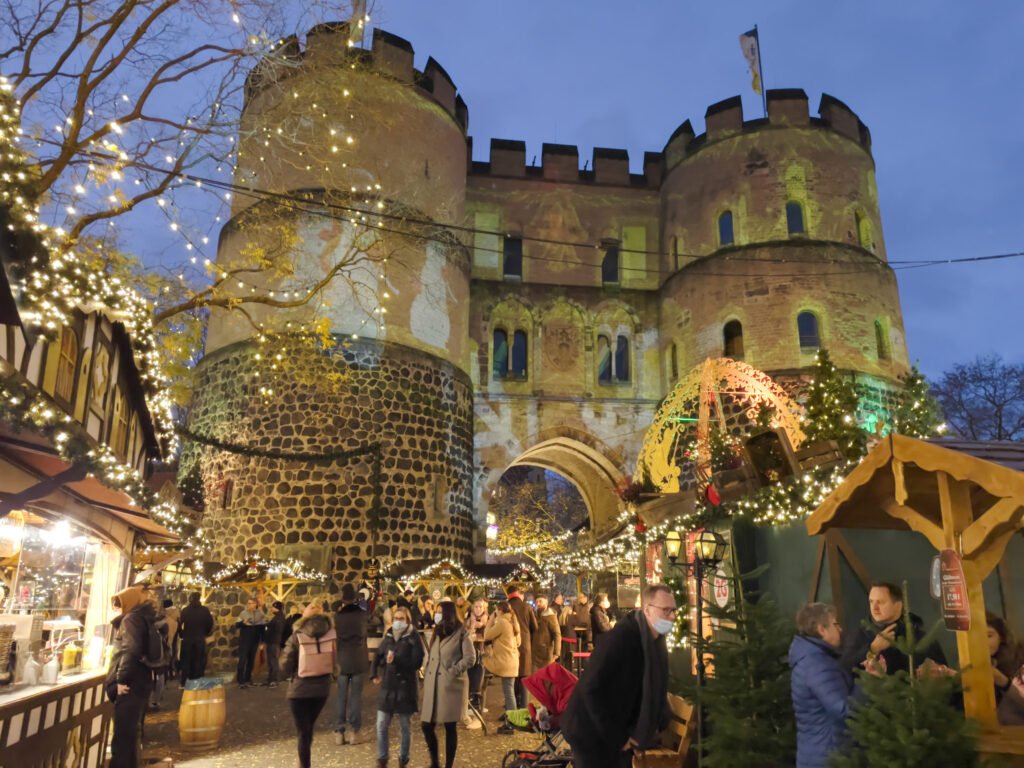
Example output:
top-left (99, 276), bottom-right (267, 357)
top-left (297, 628), bottom-right (336, 678)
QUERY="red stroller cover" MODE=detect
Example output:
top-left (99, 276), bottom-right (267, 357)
top-left (523, 663), bottom-right (578, 725)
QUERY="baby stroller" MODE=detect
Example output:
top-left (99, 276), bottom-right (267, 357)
top-left (501, 663), bottom-right (577, 768)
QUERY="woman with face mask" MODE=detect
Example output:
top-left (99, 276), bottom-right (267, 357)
top-left (420, 601), bottom-right (474, 768)
top-left (371, 607), bottom-right (424, 768)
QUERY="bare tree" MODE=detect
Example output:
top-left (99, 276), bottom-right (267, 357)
top-left (489, 468), bottom-right (587, 563)
top-left (932, 354), bottom-right (1024, 441)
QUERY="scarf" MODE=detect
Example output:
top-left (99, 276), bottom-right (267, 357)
top-left (628, 609), bottom-right (669, 750)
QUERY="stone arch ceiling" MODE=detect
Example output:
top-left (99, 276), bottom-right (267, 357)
top-left (507, 437), bottom-right (624, 534)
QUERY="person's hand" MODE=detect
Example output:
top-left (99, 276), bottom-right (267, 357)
top-left (622, 737), bottom-right (640, 752)
top-left (864, 654), bottom-right (887, 677)
top-left (116, 684), bottom-right (130, 695)
top-left (372, 676), bottom-right (382, 685)
top-left (870, 624), bottom-right (897, 654)
top-left (387, 650), bottom-right (395, 664)
top-left (994, 667), bottom-right (1011, 688)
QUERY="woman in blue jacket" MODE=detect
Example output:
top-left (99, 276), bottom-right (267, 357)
top-left (789, 602), bottom-right (852, 768)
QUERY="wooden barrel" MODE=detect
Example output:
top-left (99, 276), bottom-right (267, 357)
top-left (178, 684), bottom-right (226, 750)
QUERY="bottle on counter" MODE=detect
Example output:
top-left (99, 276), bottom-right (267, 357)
top-left (41, 652), bottom-right (59, 684)
top-left (23, 654), bottom-right (41, 685)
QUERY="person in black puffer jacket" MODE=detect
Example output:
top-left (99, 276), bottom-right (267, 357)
top-left (106, 585), bottom-right (161, 768)
top-left (281, 604), bottom-right (337, 768)
top-left (371, 605), bottom-right (425, 768)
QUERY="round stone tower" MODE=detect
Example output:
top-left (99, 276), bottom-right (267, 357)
top-left (658, 90), bottom-right (909, 399)
top-left (189, 26), bottom-right (474, 586)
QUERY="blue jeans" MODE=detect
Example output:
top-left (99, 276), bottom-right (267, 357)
top-left (336, 673), bottom-right (364, 732)
top-left (501, 677), bottom-right (516, 712)
top-left (376, 710), bottom-right (411, 762)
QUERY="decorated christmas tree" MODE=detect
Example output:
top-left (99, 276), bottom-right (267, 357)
top-left (696, 578), bottom-right (795, 767)
top-left (888, 365), bottom-right (944, 438)
top-left (802, 349), bottom-right (867, 460)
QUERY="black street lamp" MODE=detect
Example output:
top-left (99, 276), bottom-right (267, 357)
top-left (663, 527), bottom-right (728, 766)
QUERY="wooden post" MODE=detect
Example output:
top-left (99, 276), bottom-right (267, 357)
top-left (938, 471), bottom-right (998, 728)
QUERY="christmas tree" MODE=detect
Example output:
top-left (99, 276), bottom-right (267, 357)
top-left (888, 365), bottom-right (944, 438)
top-left (831, 600), bottom-right (977, 768)
top-left (802, 349), bottom-right (867, 460)
top-left (696, 579), bottom-right (796, 767)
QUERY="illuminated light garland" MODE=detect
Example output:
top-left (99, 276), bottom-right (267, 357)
top-left (0, 377), bottom-right (207, 553)
top-left (212, 555), bottom-right (328, 585)
top-left (381, 558), bottom-right (512, 594)
top-left (487, 526), bottom-right (576, 558)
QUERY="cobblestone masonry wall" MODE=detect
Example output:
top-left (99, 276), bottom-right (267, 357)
top-left (186, 337), bottom-right (474, 668)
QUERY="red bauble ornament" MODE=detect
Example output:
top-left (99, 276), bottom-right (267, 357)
top-left (705, 484), bottom-right (722, 507)
top-left (634, 519), bottom-right (647, 534)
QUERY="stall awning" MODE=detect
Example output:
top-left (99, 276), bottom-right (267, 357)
top-left (0, 430), bottom-right (178, 546)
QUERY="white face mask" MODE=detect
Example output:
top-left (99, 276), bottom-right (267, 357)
top-left (392, 620), bottom-right (408, 634)
top-left (653, 617), bottom-right (674, 636)
top-left (434, 612), bottom-right (443, 625)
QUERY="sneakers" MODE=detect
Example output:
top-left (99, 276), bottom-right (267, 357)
top-left (497, 724), bottom-right (515, 735)
top-left (463, 716), bottom-right (481, 730)
top-left (334, 732), bottom-right (344, 746)
top-left (346, 730), bottom-right (360, 745)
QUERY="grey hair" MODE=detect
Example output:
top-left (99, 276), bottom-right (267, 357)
top-left (795, 602), bottom-right (837, 636)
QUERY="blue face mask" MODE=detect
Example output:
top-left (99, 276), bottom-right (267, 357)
top-left (434, 612), bottom-right (443, 625)
top-left (653, 617), bottom-right (675, 636)
top-left (392, 620), bottom-right (407, 634)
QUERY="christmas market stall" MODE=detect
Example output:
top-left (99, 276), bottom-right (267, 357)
top-left (212, 555), bottom-right (328, 606)
top-left (382, 558), bottom-right (523, 601)
top-left (0, 216), bottom-right (181, 763)
top-left (805, 434), bottom-right (1024, 759)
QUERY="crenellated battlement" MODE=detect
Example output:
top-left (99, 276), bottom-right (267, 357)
top-left (469, 138), bottom-right (662, 188)
top-left (243, 25), bottom-right (469, 132)
top-left (664, 89), bottom-right (871, 169)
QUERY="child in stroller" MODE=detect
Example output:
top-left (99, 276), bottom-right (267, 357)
top-left (501, 662), bottom-right (577, 768)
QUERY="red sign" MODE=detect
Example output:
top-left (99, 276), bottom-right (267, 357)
top-left (939, 549), bottom-right (971, 631)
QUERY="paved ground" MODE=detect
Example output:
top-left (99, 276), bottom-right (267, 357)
top-left (144, 675), bottom-right (550, 767)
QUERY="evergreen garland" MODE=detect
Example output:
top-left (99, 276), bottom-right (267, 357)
top-left (802, 349), bottom-right (867, 460)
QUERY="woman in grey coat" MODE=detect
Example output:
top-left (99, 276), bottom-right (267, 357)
top-left (420, 601), bottom-right (475, 768)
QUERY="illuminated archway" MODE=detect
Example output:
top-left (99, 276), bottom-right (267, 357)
top-left (504, 436), bottom-right (626, 537)
top-left (638, 357), bottom-right (805, 493)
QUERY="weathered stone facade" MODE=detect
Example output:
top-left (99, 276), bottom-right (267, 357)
top-left (193, 26), bottom-right (914, 590)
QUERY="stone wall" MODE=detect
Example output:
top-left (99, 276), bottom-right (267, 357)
top-left (185, 337), bottom-right (474, 668)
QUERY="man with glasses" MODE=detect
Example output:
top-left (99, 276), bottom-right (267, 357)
top-left (562, 584), bottom-right (675, 768)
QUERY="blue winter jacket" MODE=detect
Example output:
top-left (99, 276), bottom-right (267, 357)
top-left (789, 634), bottom-right (852, 768)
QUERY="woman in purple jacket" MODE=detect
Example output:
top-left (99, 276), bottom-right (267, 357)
top-left (789, 603), bottom-right (853, 768)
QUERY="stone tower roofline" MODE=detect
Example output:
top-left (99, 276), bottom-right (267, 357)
top-left (468, 89), bottom-right (872, 188)
top-left (243, 25), bottom-right (469, 132)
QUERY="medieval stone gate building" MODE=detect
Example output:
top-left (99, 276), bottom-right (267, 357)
top-left (186, 25), bottom-right (909, 586)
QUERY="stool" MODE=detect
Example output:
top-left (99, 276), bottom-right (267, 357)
top-left (571, 651), bottom-right (591, 677)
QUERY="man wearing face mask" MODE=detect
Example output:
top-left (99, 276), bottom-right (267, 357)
top-left (562, 584), bottom-right (674, 768)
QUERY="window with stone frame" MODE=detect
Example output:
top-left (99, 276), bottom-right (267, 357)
top-left (875, 319), bottom-right (891, 361)
top-left (601, 244), bottom-right (620, 285)
top-left (503, 236), bottom-right (523, 279)
top-left (54, 327), bottom-right (78, 403)
top-left (856, 212), bottom-right (873, 250)
top-left (597, 334), bottom-right (612, 383)
top-left (724, 320), bottom-right (745, 359)
top-left (111, 387), bottom-right (129, 456)
top-left (670, 342), bottom-right (679, 383)
top-left (786, 201), bottom-right (805, 236)
top-left (797, 311), bottom-right (821, 350)
top-left (511, 329), bottom-right (528, 379)
top-left (615, 335), bottom-right (630, 382)
top-left (492, 328), bottom-right (509, 379)
top-left (718, 210), bottom-right (734, 246)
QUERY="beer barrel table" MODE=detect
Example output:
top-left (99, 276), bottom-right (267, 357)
top-left (178, 679), bottom-right (226, 750)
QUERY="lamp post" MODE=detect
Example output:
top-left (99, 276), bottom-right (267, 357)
top-left (664, 527), bottom-right (728, 766)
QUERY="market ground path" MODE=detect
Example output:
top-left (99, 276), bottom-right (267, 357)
top-left (145, 676), bottom-right (542, 767)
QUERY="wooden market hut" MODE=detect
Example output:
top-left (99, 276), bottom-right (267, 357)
top-left (383, 559), bottom-right (523, 600)
top-left (805, 434), bottom-right (1024, 758)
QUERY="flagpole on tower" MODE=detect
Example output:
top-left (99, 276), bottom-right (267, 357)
top-left (754, 25), bottom-right (767, 118)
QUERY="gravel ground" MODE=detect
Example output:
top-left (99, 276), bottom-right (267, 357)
top-left (143, 676), bottom-right (556, 768)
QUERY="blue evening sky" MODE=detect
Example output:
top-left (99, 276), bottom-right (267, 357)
top-left (359, 1), bottom-right (1024, 378)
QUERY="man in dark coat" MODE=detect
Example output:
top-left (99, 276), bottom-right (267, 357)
top-left (789, 602), bottom-right (853, 768)
top-left (263, 600), bottom-right (286, 686)
top-left (590, 592), bottom-right (614, 651)
top-left (839, 582), bottom-right (946, 676)
top-left (235, 597), bottom-right (265, 688)
top-left (562, 584), bottom-right (674, 768)
top-left (507, 586), bottom-right (538, 707)
top-left (333, 583), bottom-right (369, 745)
top-left (532, 593), bottom-right (561, 671)
top-left (567, 592), bottom-right (593, 650)
top-left (106, 585), bottom-right (161, 768)
top-left (178, 591), bottom-right (214, 683)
